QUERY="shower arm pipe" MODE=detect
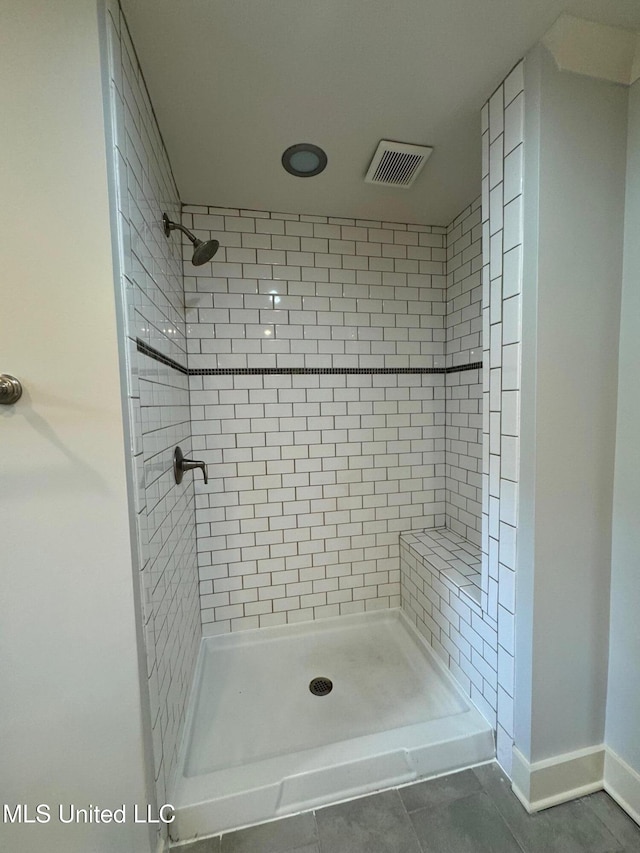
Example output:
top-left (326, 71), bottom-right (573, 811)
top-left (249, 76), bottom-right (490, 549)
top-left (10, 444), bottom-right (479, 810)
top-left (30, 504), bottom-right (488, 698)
top-left (162, 212), bottom-right (219, 266)
top-left (162, 213), bottom-right (199, 245)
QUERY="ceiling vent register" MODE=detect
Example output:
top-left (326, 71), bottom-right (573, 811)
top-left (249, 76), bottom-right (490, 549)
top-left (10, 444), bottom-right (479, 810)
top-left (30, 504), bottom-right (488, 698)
top-left (364, 140), bottom-right (433, 188)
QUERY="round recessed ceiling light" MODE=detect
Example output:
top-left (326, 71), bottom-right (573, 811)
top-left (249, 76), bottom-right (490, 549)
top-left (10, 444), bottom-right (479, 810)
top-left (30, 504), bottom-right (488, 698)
top-left (282, 143), bottom-right (327, 177)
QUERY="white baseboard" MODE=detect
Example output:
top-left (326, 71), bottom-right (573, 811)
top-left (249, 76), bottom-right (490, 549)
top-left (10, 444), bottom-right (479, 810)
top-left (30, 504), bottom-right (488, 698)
top-left (511, 744), bottom-right (605, 812)
top-left (511, 742), bottom-right (640, 828)
top-left (604, 748), bottom-right (640, 826)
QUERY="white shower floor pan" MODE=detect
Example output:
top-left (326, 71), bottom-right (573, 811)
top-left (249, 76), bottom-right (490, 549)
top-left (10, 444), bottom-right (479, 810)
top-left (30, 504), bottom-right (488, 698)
top-left (171, 608), bottom-right (494, 842)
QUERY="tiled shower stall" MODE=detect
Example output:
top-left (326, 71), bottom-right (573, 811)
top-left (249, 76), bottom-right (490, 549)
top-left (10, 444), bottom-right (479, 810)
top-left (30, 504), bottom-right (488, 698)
top-left (104, 0), bottom-right (523, 818)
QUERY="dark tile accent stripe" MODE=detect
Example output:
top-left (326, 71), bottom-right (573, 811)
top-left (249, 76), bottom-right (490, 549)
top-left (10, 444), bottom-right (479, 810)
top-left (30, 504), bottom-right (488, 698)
top-left (190, 366), bottom-right (442, 375)
top-left (136, 339), bottom-right (482, 377)
top-left (136, 339), bottom-right (188, 374)
top-left (447, 361), bottom-right (483, 373)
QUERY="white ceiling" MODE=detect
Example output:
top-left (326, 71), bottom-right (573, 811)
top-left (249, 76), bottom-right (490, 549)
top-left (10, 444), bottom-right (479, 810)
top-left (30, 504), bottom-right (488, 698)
top-left (121, 0), bottom-right (640, 226)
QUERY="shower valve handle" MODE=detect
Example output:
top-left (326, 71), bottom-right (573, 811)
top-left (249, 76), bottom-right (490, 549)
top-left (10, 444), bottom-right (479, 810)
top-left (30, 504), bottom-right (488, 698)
top-left (173, 446), bottom-right (208, 485)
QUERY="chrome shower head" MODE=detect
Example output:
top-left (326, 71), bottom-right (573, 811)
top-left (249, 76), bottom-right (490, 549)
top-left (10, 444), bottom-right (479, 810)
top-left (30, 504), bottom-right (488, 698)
top-left (162, 213), bottom-right (219, 266)
top-left (191, 238), bottom-right (219, 266)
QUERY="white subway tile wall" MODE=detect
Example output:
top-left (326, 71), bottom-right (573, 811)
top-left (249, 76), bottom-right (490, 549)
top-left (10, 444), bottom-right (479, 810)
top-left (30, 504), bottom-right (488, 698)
top-left (183, 206), bottom-right (449, 634)
top-left (481, 61), bottom-right (524, 773)
top-left (445, 199), bottom-right (483, 545)
top-left (191, 371), bottom-right (446, 633)
top-left (446, 199), bottom-right (483, 369)
top-left (104, 0), bottom-right (201, 808)
top-left (182, 208), bottom-right (448, 371)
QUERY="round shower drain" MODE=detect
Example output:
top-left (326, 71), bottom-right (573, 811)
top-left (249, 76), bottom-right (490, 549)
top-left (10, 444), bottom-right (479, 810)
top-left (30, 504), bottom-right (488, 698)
top-left (309, 677), bottom-right (333, 696)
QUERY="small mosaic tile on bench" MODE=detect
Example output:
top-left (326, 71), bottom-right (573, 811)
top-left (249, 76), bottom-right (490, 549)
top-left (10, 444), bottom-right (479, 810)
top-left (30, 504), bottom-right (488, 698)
top-left (402, 528), bottom-right (482, 604)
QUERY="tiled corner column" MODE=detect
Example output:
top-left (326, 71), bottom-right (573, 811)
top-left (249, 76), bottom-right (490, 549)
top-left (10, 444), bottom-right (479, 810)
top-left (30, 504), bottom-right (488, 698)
top-left (481, 61), bottom-right (524, 773)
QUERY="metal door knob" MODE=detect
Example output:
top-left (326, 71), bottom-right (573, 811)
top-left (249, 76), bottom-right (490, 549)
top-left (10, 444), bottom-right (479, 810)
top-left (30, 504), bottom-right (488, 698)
top-left (0, 374), bottom-right (22, 405)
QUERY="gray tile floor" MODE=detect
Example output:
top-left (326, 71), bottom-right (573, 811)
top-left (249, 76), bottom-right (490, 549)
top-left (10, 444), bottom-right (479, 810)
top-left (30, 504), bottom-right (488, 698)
top-left (174, 763), bottom-right (640, 853)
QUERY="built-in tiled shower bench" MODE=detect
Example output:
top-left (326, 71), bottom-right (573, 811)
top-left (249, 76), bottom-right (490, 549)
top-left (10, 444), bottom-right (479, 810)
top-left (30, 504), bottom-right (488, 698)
top-left (399, 528), bottom-right (493, 715)
top-left (401, 528), bottom-right (482, 606)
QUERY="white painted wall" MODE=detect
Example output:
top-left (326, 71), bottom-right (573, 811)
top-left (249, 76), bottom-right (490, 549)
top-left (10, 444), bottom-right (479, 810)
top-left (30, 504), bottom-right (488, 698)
top-left (605, 78), bottom-right (640, 775)
top-left (0, 2), bottom-right (154, 851)
top-left (515, 45), bottom-right (627, 763)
